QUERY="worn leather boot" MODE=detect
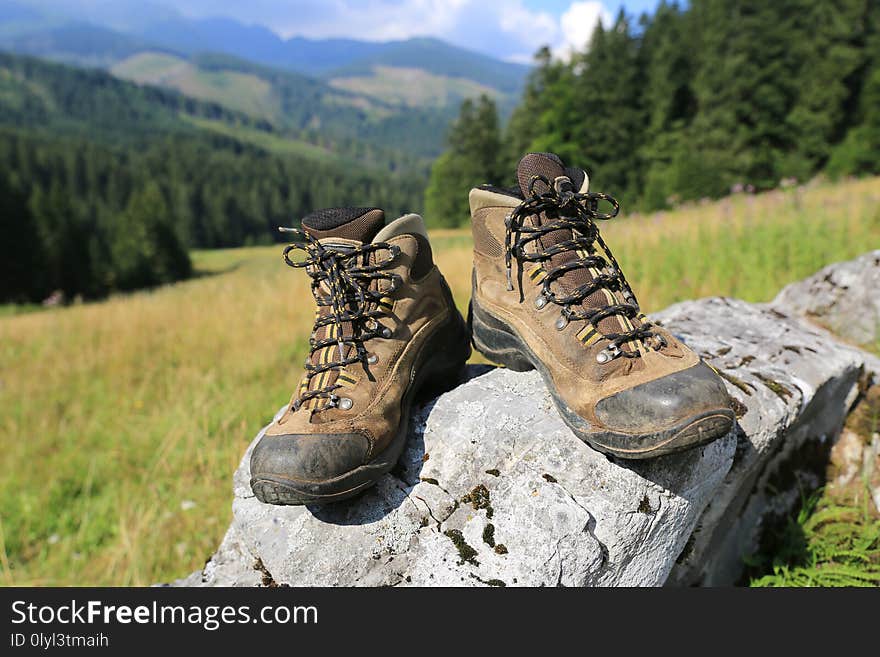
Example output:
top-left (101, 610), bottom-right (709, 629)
top-left (251, 207), bottom-right (470, 505)
top-left (468, 153), bottom-right (734, 458)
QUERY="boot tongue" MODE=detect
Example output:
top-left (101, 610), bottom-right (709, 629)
top-left (517, 152), bottom-right (566, 196)
top-left (515, 152), bottom-right (578, 256)
top-left (516, 152), bottom-right (588, 197)
top-left (301, 207), bottom-right (385, 243)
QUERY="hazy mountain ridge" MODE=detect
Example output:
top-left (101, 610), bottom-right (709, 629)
top-left (0, 1), bottom-right (529, 92)
top-left (0, 0), bottom-right (528, 161)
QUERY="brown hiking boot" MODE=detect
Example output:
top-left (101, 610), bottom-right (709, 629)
top-left (468, 153), bottom-right (734, 458)
top-left (251, 207), bottom-right (470, 505)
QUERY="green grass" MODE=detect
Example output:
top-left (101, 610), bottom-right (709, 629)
top-left (113, 52), bottom-right (279, 121)
top-left (181, 115), bottom-right (345, 165)
top-left (603, 182), bottom-right (880, 311)
top-left (111, 52), bottom-right (186, 81)
top-left (748, 369), bottom-right (880, 587)
top-left (749, 489), bottom-right (880, 587)
top-left (0, 303), bottom-right (44, 318)
top-left (329, 65), bottom-right (501, 108)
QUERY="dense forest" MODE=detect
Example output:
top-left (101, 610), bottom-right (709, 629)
top-left (428, 0), bottom-right (880, 226)
top-left (0, 53), bottom-right (424, 303)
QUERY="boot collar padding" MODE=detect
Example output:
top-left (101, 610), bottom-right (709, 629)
top-left (468, 170), bottom-right (590, 216)
top-left (576, 170), bottom-right (590, 193)
top-left (469, 187), bottom-right (522, 214)
top-left (373, 213), bottom-right (427, 243)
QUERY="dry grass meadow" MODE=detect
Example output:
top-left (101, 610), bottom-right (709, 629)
top-left (1, 176), bottom-right (879, 585)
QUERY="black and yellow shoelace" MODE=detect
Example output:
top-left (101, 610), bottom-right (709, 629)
top-left (503, 175), bottom-right (658, 361)
top-left (280, 227), bottom-right (401, 411)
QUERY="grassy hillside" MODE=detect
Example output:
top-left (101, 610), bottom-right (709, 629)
top-left (113, 51), bottom-right (279, 120)
top-left (1, 176), bottom-right (878, 585)
top-left (109, 50), bottom-right (456, 163)
top-left (326, 37), bottom-right (528, 96)
top-left (110, 50), bottom-right (512, 163)
top-left (330, 65), bottom-right (501, 109)
top-left (0, 50), bottom-right (260, 142)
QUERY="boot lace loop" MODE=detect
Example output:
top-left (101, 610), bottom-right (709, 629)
top-left (280, 227), bottom-right (401, 411)
top-left (503, 175), bottom-right (656, 358)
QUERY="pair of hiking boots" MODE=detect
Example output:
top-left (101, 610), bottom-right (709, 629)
top-left (250, 152), bottom-right (734, 506)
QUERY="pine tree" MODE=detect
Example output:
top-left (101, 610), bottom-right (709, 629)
top-left (570, 10), bottom-right (646, 202)
top-left (828, 1), bottom-right (880, 176)
top-left (783, 0), bottom-right (871, 179)
top-left (689, 0), bottom-right (800, 192)
top-left (503, 46), bottom-right (564, 172)
top-left (0, 172), bottom-right (45, 302)
top-left (110, 182), bottom-right (191, 291)
top-left (639, 2), bottom-right (700, 209)
top-left (30, 181), bottom-right (95, 298)
top-left (520, 11), bottom-right (647, 203)
top-left (424, 95), bottom-right (502, 227)
top-left (494, 0), bottom-right (880, 208)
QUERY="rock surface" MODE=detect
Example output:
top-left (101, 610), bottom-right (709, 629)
top-left (773, 249), bottom-right (880, 346)
top-left (172, 254), bottom-right (880, 587)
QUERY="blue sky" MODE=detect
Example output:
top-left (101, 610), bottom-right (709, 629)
top-left (524, 0), bottom-right (658, 15)
top-left (30, 0), bottom-right (664, 62)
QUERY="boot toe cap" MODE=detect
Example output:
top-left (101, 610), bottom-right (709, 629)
top-left (250, 431), bottom-right (370, 484)
top-left (594, 361), bottom-right (734, 439)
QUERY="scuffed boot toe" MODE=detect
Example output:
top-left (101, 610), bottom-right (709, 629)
top-left (593, 362), bottom-right (735, 458)
top-left (250, 432), bottom-right (371, 505)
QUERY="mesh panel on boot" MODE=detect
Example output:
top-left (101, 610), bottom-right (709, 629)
top-left (410, 233), bottom-right (435, 279)
top-left (472, 214), bottom-right (503, 257)
top-left (302, 208), bottom-right (385, 242)
top-left (516, 152), bottom-right (564, 195)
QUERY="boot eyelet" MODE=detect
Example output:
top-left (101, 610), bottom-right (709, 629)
top-left (534, 294), bottom-right (548, 310)
top-left (338, 397), bottom-right (353, 411)
top-left (555, 315), bottom-right (568, 330)
top-left (596, 345), bottom-right (621, 364)
top-left (367, 353), bottom-right (378, 364)
top-left (381, 326), bottom-right (393, 338)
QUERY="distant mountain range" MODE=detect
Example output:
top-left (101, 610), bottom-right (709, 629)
top-left (0, 1), bottom-right (529, 99)
top-left (0, 0), bottom-right (529, 163)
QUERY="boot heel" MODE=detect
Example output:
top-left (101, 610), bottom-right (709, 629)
top-left (469, 299), bottom-right (534, 372)
top-left (415, 310), bottom-right (471, 400)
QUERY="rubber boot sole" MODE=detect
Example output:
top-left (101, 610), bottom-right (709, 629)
top-left (251, 310), bottom-right (471, 505)
top-left (469, 296), bottom-right (733, 459)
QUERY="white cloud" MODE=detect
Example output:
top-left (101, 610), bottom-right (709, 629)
top-left (268, 1), bottom-right (612, 62)
top-left (267, 0), bottom-right (565, 62)
top-left (50, 0), bottom-right (614, 63)
top-left (274, 0), bottom-right (464, 42)
top-left (556, 2), bottom-right (613, 60)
